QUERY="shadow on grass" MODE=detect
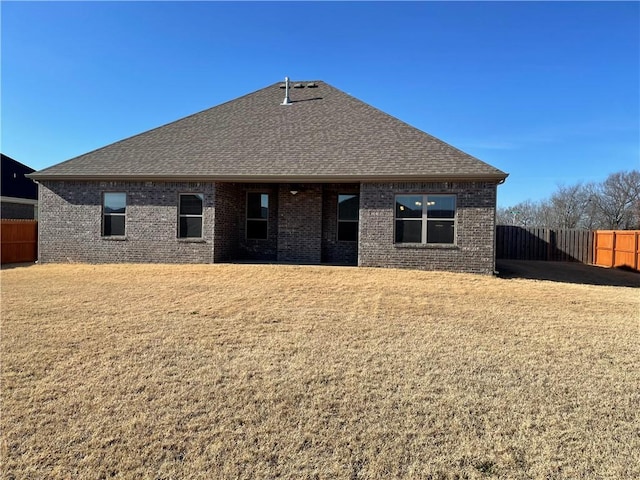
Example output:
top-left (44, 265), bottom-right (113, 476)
top-left (497, 260), bottom-right (640, 288)
top-left (1, 262), bottom-right (37, 270)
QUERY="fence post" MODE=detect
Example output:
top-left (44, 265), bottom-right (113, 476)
top-left (611, 231), bottom-right (616, 267)
top-left (545, 229), bottom-right (551, 261)
top-left (633, 232), bottom-right (640, 270)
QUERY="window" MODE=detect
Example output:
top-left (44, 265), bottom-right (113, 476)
top-left (178, 193), bottom-right (203, 238)
top-left (337, 194), bottom-right (359, 242)
top-left (103, 192), bottom-right (126, 236)
top-left (247, 192), bottom-right (268, 240)
top-left (395, 195), bottom-right (456, 244)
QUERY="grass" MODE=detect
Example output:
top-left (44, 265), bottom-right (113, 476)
top-left (1, 263), bottom-right (639, 479)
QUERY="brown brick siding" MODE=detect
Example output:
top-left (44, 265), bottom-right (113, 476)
top-left (277, 184), bottom-right (322, 263)
top-left (237, 184), bottom-right (279, 261)
top-left (1, 202), bottom-right (36, 220)
top-left (37, 180), bottom-right (497, 272)
top-left (358, 182), bottom-right (497, 274)
top-left (38, 181), bottom-right (215, 263)
top-left (321, 184), bottom-right (359, 265)
top-left (213, 183), bottom-right (241, 262)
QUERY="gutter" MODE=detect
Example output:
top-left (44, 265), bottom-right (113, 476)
top-left (26, 173), bottom-right (509, 183)
top-left (0, 195), bottom-right (38, 205)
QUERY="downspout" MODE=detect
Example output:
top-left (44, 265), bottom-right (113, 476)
top-left (32, 179), bottom-right (41, 263)
top-left (493, 178), bottom-right (506, 275)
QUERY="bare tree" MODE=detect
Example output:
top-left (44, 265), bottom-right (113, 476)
top-left (496, 200), bottom-right (543, 226)
top-left (545, 183), bottom-right (592, 229)
top-left (498, 170), bottom-right (640, 230)
top-left (590, 170), bottom-right (640, 229)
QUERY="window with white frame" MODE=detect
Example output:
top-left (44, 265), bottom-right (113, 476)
top-left (337, 194), bottom-right (359, 242)
top-left (102, 192), bottom-right (126, 236)
top-left (178, 193), bottom-right (204, 238)
top-left (246, 192), bottom-right (268, 240)
top-left (395, 195), bottom-right (456, 244)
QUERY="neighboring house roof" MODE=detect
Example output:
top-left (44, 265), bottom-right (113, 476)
top-left (29, 80), bottom-right (508, 183)
top-left (1, 154), bottom-right (38, 200)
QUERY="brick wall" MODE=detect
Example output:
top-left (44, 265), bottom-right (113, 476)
top-left (37, 180), bottom-right (496, 272)
top-left (358, 182), bottom-right (498, 274)
top-left (38, 181), bottom-right (215, 263)
top-left (321, 184), bottom-right (359, 265)
top-left (277, 184), bottom-right (322, 263)
top-left (213, 182), bottom-right (241, 262)
top-left (237, 184), bottom-right (279, 261)
top-left (1, 202), bottom-right (35, 220)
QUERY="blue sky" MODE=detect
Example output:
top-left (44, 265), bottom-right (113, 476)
top-left (2, 1), bottom-right (638, 207)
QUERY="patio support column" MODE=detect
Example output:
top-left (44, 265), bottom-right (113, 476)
top-left (277, 184), bottom-right (322, 263)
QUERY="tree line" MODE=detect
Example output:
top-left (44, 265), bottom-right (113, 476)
top-left (497, 170), bottom-right (640, 230)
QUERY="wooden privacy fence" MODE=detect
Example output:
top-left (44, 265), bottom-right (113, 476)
top-left (1, 220), bottom-right (38, 264)
top-left (496, 226), bottom-right (593, 263)
top-left (593, 230), bottom-right (640, 271)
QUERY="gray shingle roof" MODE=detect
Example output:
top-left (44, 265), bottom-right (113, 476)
top-left (30, 80), bottom-right (507, 182)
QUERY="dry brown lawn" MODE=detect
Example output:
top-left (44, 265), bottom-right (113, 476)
top-left (1, 263), bottom-right (639, 479)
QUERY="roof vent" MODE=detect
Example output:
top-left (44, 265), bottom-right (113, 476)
top-left (281, 77), bottom-right (292, 105)
top-left (293, 83), bottom-right (304, 88)
top-left (306, 82), bottom-right (318, 88)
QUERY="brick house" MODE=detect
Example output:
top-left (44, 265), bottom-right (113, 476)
top-left (1, 154), bottom-right (38, 219)
top-left (29, 79), bottom-right (507, 273)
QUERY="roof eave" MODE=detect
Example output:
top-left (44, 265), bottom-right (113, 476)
top-left (27, 173), bottom-right (508, 183)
